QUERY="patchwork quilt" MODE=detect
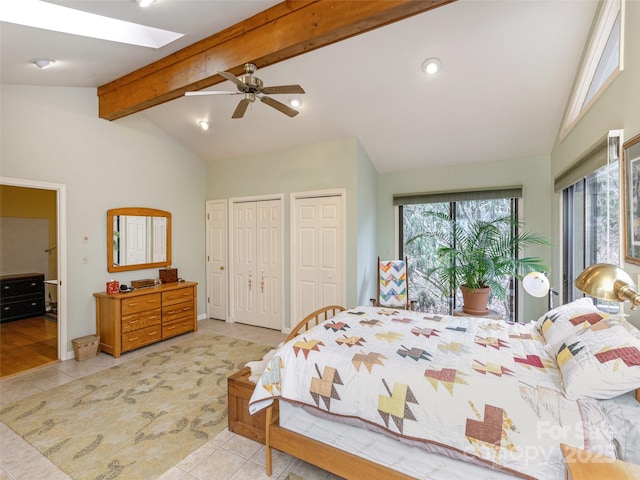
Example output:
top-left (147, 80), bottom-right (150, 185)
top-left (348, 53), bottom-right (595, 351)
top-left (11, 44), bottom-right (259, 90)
top-left (249, 307), bottom-right (616, 479)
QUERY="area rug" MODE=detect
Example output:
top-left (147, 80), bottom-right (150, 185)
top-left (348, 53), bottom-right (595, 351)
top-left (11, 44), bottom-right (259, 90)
top-left (0, 334), bottom-right (271, 480)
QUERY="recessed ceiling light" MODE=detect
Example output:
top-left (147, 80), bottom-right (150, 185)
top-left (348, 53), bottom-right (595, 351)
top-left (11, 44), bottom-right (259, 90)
top-left (198, 120), bottom-right (210, 131)
top-left (422, 58), bottom-right (442, 75)
top-left (134, 0), bottom-right (156, 7)
top-left (288, 97), bottom-right (303, 108)
top-left (31, 58), bottom-right (55, 69)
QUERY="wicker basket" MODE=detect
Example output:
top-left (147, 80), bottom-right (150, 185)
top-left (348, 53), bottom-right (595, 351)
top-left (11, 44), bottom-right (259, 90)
top-left (72, 334), bottom-right (100, 361)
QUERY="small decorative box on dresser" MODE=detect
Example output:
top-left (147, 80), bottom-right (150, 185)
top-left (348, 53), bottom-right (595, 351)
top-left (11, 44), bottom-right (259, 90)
top-left (94, 281), bottom-right (197, 357)
top-left (0, 273), bottom-right (45, 323)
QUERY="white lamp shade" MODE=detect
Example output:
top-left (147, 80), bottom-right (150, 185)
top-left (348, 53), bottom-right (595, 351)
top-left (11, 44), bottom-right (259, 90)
top-left (523, 272), bottom-right (550, 298)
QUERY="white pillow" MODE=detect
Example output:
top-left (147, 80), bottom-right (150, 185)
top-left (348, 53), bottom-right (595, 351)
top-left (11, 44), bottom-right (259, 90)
top-left (536, 297), bottom-right (608, 354)
top-left (555, 317), bottom-right (640, 400)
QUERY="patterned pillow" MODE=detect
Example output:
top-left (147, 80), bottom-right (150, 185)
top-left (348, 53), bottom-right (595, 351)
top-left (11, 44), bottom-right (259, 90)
top-left (536, 297), bottom-right (608, 354)
top-left (555, 317), bottom-right (640, 400)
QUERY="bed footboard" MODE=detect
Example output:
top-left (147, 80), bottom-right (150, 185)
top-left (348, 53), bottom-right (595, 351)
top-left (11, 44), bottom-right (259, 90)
top-left (264, 400), bottom-right (416, 480)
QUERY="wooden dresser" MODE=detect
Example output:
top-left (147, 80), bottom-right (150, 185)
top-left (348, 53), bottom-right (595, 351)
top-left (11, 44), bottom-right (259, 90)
top-left (0, 273), bottom-right (45, 323)
top-left (94, 281), bottom-right (197, 357)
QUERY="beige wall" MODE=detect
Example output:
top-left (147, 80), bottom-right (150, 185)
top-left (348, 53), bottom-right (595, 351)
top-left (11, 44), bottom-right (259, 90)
top-left (1, 85), bottom-right (207, 355)
top-left (0, 185), bottom-right (58, 283)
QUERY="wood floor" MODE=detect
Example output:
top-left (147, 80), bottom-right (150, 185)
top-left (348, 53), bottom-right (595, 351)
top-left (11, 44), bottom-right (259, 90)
top-left (0, 316), bottom-right (58, 378)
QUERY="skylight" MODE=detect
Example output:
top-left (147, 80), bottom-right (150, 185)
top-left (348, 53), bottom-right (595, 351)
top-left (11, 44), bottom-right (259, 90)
top-left (560, 0), bottom-right (623, 140)
top-left (0, 0), bottom-right (183, 49)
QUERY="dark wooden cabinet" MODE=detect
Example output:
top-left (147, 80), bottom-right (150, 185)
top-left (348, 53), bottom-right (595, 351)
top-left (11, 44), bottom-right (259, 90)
top-left (0, 273), bottom-right (46, 322)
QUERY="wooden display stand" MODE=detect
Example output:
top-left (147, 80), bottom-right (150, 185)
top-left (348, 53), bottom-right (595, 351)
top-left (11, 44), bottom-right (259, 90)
top-left (228, 367), bottom-right (277, 444)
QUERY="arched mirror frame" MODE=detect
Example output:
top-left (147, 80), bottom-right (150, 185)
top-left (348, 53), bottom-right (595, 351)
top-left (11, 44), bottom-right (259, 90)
top-left (107, 207), bottom-right (172, 273)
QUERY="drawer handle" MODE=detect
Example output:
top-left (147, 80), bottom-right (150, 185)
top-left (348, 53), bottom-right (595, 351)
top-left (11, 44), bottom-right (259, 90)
top-left (182, 307), bottom-right (190, 312)
top-left (31, 283), bottom-right (37, 286)
top-left (129, 336), bottom-right (138, 341)
top-left (127, 302), bottom-right (139, 307)
top-left (148, 315), bottom-right (158, 320)
top-left (167, 325), bottom-right (176, 330)
top-left (167, 310), bottom-right (177, 315)
top-left (3, 306), bottom-right (10, 311)
top-left (31, 302), bottom-right (37, 306)
top-left (3, 286), bottom-right (10, 290)
top-left (147, 299), bottom-right (156, 303)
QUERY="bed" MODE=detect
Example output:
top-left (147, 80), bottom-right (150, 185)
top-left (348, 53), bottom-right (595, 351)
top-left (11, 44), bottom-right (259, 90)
top-left (248, 301), bottom-right (640, 479)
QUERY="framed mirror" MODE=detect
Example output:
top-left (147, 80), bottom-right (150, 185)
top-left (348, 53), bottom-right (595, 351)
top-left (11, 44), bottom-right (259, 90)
top-left (107, 207), bottom-right (172, 273)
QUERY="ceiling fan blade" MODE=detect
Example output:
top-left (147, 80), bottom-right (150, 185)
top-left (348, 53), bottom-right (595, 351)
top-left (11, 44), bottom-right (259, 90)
top-left (185, 90), bottom-right (238, 96)
top-left (218, 71), bottom-right (249, 92)
top-left (261, 84), bottom-right (305, 95)
top-left (232, 98), bottom-right (251, 119)
top-left (260, 96), bottom-right (299, 117)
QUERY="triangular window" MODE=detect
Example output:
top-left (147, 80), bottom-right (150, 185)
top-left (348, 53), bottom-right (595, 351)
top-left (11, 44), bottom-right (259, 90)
top-left (560, 0), bottom-right (623, 140)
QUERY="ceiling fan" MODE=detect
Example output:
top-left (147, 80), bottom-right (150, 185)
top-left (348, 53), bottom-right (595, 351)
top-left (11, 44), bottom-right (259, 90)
top-left (185, 63), bottom-right (305, 119)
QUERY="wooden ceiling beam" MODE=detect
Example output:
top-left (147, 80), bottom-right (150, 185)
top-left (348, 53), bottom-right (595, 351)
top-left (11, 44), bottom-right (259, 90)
top-left (97, 0), bottom-right (454, 120)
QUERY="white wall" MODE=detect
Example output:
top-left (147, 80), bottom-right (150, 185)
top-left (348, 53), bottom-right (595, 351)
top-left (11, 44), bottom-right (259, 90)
top-left (356, 140), bottom-right (379, 307)
top-left (377, 155), bottom-right (554, 322)
top-left (206, 137), bottom-right (371, 326)
top-left (550, 1), bottom-right (640, 326)
top-left (1, 85), bottom-right (207, 353)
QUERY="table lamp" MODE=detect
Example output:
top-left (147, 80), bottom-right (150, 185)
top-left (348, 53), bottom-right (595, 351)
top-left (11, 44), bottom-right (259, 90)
top-left (574, 263), bottom-right (640, 310)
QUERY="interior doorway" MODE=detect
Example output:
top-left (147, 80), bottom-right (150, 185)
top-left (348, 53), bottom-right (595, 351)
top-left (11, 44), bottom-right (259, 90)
top-left (0, 177), bottom-right (67, 377)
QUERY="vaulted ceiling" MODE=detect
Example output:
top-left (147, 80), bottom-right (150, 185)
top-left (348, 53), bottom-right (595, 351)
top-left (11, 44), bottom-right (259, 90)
top-left (1, 0), bottom-right (598, 172)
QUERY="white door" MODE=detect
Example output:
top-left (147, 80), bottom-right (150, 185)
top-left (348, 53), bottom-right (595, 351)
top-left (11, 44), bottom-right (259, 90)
top-left (257, 200), bottom-right (282, 329)
top-left (292, 193), bottom-right (344, 322)
top-left (124, 215), bottom-right (147, 265)
top-left (206, 200), bottom-right (228, 320)
top-left (232, 198), bottom-right (283, 329)
top-left (233, 202), bottom-right (257, 326)
top-left (152, 217), bottom-right (167, 263)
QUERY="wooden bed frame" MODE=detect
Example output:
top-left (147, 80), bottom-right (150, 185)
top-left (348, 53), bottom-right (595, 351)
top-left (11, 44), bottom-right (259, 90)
top-left (265, 304), bottom-right (416, 479)
top-left (262, 305), bottom-right (640, 479)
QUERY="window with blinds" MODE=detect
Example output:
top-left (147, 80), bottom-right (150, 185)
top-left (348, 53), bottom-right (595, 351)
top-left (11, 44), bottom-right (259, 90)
top-left (560, 130), bottom-right (621, 307)
top-left (397, 188), bottom-right (522, 321)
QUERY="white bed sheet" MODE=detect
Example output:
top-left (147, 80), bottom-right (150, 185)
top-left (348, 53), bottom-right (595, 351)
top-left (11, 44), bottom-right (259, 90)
top-left (280, 401), bottom-right (520, 480)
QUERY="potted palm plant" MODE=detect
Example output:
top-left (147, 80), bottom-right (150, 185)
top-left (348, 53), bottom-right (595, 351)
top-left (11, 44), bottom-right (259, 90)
top-left (408, 212), bottom-right (550, 315)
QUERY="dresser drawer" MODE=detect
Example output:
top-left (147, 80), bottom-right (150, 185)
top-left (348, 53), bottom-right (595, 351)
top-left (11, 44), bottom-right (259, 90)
top-left (162, 317), bottom-right (194, 339)
top-left (122, 324), bottom-right (162, 351)
top-left (162, 288), bottom-right (193, 307)
top-left (1, 297), bottom-right (46, 321)
top-left (162, 301), bottom-right (194, 324)
top-left (121, 293), bottom-right (161, 316)
top-left (122, 308), bottom-right (161, 333)
top-left (0, 275), bottom-right (44, 300)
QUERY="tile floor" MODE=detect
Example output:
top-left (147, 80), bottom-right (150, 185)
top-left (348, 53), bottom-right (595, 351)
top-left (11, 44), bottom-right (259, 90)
top-left (0, 319), bottom-right (341, 480)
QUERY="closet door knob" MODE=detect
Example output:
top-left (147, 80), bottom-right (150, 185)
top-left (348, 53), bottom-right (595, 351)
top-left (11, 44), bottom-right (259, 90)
top-left (219, 265), bottom-right (225, 271)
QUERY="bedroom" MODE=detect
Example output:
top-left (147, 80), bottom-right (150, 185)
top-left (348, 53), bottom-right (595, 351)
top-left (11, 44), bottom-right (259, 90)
top-left (1, 0), bottom-right (640, 478)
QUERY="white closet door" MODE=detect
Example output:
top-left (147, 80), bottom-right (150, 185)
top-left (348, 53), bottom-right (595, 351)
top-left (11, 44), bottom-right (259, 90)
top-left (233, 202), bottom-right (257, 326)
top-left (206, 200), bottom-right (227, 320)
top-left (257, 200), bottom-right (282, 329)
top-left (292, 194), bottom-right (344, 322)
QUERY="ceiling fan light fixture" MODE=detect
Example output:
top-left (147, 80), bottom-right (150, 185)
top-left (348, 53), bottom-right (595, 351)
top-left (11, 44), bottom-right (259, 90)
top-left (31, 58), bottom-right (56, 69)
top-left (198, 120), bottom-right (210, 131)
top-left (288, 97), bottom-right (303, 108)
top-left (422, 58), bottom-right (442, 75)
